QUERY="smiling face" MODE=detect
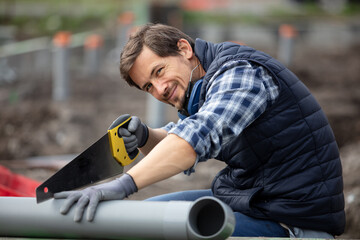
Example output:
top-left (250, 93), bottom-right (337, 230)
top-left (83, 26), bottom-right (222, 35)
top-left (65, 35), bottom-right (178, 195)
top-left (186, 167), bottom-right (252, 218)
top-left (129, 39), bottom-right (196, 110)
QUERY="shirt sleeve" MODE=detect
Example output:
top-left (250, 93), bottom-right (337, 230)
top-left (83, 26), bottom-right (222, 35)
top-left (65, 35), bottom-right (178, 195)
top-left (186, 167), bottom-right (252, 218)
top-left (167, 60), bottom-right (279, 174)
top-left (162, 120), bottom-right (179, 132)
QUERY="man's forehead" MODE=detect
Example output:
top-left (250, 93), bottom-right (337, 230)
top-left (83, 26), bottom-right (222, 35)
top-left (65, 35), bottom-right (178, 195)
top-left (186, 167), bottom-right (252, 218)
top-left (133, 46), bottom-right (162, 69)
top-left (129, 47), bottom-right (161, 84)
top-left (139, 46), bottom-right (160, 60)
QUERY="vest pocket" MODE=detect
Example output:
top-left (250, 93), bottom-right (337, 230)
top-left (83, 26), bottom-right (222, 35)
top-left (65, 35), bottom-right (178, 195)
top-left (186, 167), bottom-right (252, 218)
top-left (232, 187), bottom-right (263, 213)
top-left (213, 183), bottom-right (263, 214)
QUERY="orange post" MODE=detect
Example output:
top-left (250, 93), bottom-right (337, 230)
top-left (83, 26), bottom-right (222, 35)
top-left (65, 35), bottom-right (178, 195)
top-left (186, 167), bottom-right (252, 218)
top-left (118, 11), bottom-right (135, 25)
top-left (278, 24), bottom-right (297, 66)
top-left (279, 24), bottom-right (298, 39)
top-left (84, 34), bottom-right (103, 50)
top-left (53, 31), bottom-right (71, 47)
top-left (84, 34), bottom-right (103, 75)
top-left (117, 12), bottom-right (135, 50)
top-left (52, 31), bottom-right (71, 101)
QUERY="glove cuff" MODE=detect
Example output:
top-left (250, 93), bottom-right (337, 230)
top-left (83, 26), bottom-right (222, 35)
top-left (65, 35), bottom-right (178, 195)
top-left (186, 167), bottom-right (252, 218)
top-left (138, 123), bottom-right (149, 148)
top-left (118, 173), bottom-right (138, 198)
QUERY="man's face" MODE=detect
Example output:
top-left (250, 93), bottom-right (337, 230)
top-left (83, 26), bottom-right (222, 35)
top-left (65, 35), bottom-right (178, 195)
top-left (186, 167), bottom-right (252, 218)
top-left (129, 45), bottom-right (193, 110)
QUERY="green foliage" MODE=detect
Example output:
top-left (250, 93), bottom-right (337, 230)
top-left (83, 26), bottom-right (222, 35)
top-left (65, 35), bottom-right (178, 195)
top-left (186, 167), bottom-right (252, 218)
top-left (183, 11), bottom-right (262, 25)
top-left (182, 1), bottom-right (360, 26)
top-left (343, 2), bottom-right (360, 16)
top-left (0, 0), bottom-right (126, 38)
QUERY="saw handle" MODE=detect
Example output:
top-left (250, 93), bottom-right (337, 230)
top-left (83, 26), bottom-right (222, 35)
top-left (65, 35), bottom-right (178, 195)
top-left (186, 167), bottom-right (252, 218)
top-left (108, 115), bottom-right (139, 166)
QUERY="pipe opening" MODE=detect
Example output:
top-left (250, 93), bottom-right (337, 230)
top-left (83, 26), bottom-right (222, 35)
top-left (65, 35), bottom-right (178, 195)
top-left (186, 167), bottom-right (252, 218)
top-left (188, 198), bottom-right (225, 237)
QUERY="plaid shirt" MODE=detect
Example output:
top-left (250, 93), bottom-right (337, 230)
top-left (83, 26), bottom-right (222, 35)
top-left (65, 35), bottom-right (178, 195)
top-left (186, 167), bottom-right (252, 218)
top-left (162, 60), bottom-right (279, 174)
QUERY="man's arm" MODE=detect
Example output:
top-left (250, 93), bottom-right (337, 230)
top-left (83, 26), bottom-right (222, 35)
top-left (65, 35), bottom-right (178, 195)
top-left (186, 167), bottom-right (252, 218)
top-left (54, 132), bottom-right (196, 222)
top-left (139, 127), bottom-right (168, 156)
top-left (128, 133), bottom-right (197, 189)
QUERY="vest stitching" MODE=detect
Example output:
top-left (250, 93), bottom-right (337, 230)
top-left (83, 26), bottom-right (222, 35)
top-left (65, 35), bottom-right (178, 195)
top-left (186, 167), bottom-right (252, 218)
top-left (264, 139), bottom-right (339, 173)
top-left (274, 68), bottom-right (334, 215)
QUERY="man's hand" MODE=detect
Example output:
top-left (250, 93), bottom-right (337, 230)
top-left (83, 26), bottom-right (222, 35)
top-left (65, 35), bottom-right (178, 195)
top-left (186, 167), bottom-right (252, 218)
top-left (111, 114), bottom-right (149, 154)
top-left (54, 174), bottom-right (137, 222)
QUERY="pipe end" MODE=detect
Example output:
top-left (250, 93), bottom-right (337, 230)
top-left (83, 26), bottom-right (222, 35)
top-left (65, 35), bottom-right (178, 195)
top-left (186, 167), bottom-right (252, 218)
top-left (187, 197), bottom-right (235, 240)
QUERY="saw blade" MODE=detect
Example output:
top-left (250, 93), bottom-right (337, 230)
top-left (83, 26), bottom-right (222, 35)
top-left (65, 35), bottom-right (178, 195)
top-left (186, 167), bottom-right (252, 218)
top-left (36, 134), bottom-right (123, 203)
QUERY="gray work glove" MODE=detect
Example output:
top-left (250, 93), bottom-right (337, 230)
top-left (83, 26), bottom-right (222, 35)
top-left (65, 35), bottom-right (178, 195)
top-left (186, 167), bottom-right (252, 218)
top-left (110, 114), bottom-right (149, 154)
top-left (54, 173), bottom-right (137, 222)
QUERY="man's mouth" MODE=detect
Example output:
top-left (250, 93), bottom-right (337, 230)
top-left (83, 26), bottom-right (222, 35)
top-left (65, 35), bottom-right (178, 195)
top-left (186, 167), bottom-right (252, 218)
top-left (167, 85), bottom-right (177, 102)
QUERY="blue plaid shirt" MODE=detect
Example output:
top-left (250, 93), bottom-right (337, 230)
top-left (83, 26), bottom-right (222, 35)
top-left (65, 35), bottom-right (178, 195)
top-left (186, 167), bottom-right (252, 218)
top-left (162, 60), bottom-right (279, 173)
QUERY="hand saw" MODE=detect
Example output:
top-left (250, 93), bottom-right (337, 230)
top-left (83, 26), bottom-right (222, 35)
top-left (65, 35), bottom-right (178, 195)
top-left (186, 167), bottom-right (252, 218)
top-left (36, 115), bottom-right (139, 203)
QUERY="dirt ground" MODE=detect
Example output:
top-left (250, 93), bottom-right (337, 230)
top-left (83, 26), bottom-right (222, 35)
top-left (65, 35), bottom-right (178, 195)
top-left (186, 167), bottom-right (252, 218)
top-left (0, 44), bottom-right (359, 238)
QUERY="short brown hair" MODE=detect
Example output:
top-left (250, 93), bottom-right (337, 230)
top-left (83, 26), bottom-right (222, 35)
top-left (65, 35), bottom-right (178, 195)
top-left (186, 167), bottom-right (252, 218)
top-left (120, 23), bottom-right (195, 88)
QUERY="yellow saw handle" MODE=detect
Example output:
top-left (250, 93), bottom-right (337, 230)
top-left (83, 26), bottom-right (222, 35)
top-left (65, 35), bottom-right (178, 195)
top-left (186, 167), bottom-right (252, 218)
top-left (108, 115), bottom-right (139, 166)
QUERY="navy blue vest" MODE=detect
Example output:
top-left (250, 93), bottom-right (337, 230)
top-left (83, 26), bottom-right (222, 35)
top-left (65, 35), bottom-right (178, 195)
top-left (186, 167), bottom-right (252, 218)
top-left (194, 39), bottom-right (345, 235)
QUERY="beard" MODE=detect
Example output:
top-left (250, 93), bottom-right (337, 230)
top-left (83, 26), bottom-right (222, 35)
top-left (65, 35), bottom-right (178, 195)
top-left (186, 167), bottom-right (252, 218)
top-left (163, 83), bottom-right (187, 110)
top-left (168, 92), bottom-right (186, 110)
top-left (177, 86), bottom-right (190, 111)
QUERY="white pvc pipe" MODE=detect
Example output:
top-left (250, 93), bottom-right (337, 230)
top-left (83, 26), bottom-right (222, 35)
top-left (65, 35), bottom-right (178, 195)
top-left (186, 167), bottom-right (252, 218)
top-left (0, 196), bottom-right (235, 240)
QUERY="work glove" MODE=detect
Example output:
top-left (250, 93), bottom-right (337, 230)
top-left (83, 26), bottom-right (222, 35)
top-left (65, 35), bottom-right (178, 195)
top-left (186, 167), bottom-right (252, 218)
top-left (54, 173), bottom-right (137, 222)
top-left (110, 114), bottom-right (149, 154)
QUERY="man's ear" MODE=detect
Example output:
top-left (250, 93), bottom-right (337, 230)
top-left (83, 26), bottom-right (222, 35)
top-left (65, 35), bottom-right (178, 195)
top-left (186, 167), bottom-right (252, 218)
top-left (177, 39), bottom-right (193, 59)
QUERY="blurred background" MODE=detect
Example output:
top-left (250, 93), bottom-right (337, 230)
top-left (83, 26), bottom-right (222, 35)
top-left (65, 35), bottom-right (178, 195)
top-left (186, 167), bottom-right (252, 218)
top-left (0, 0), bottom-right (359, 238)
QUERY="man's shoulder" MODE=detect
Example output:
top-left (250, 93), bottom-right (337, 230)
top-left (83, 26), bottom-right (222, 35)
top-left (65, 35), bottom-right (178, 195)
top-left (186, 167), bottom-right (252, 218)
top-left (212, 59), bottom-right (261, 79)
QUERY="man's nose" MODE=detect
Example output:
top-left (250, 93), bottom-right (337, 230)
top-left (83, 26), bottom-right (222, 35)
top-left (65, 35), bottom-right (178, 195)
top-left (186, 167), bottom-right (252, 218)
top-left (153, 80), bottom-right (168, 97)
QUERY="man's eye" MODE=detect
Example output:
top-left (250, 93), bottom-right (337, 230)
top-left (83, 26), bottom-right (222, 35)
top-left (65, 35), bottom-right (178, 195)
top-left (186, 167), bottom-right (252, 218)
top-left (145, 83), bottom-right (153, 92)
top-left (156, 67), bottom-right (163, 76)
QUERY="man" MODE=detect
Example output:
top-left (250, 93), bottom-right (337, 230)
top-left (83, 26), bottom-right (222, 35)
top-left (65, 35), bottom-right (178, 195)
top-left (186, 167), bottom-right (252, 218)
top-left (55, 23), bottom-right (345, 238)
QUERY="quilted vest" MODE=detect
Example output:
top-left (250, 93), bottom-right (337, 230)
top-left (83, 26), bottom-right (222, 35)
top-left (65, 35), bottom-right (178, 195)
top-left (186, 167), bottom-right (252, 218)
top-left (194, 38), bottom-right (345, 235)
